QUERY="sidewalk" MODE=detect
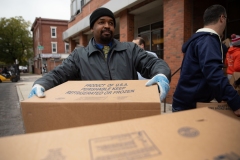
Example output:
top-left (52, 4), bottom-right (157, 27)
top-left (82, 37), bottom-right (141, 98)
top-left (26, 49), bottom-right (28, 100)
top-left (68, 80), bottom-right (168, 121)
top-left (16, 73), bottom-right (172, 114)
top-left (16, 73), bottom-right (42, 101)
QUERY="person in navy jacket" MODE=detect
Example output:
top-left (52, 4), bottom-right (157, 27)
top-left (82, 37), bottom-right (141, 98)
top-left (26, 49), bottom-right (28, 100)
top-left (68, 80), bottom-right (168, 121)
top-left (172, 4), bottom-right (240, 116)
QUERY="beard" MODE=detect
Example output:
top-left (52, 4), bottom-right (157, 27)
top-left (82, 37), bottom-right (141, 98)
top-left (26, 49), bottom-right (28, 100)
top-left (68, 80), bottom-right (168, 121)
top-left (100, 29), bottom-right (113, 44)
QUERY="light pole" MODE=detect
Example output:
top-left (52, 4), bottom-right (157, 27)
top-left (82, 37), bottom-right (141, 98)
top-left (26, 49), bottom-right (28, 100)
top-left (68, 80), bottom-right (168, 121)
top-left (38, 45), bottom-right (44, 76)
top-left (41, 50), bottom-right (43, 76)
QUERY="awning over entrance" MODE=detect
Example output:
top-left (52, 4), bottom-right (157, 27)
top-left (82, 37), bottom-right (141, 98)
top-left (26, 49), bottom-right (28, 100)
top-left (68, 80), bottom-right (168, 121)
top-left (41, 53), bottom-right (61, 58)
top-left (34, 53), bottom-right (69, 60)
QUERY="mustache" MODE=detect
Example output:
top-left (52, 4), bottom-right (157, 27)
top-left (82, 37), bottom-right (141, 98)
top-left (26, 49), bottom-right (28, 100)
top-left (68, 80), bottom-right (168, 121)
top-left (101, 29), bottom-right (112, 34)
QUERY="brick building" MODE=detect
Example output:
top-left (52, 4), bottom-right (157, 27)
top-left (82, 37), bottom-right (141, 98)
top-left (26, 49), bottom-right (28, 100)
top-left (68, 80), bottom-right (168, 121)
top-left (62, 0), bottom-right (239, 103)
top-left (31, 18), bottom-right (69, 74)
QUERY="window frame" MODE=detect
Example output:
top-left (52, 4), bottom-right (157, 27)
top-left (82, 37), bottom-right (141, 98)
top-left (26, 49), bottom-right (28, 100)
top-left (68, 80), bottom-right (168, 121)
top-left (51, 42), bottom-right (57, 53)
top-left (137, 21), bottom-right (164, 59)
top-left (65, 43), bottom-right (69, 53)
top-left (51, 27), bottom-right (57, 38)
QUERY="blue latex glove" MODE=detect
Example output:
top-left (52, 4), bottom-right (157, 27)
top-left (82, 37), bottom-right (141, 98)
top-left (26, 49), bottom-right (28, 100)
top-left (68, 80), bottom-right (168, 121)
top-left (28, 84), bottom-right (45, 98)
top-left (145, 74), bottom-right (170, 101)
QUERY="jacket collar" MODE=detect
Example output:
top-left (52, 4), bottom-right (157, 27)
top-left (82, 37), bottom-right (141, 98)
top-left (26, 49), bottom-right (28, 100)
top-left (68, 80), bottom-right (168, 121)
top-left (196, 28), bottom-right (223, 62)
top-left (88, 38), bottom-right (127, 56)
top-left (196, 28), bottom-right (219, 36)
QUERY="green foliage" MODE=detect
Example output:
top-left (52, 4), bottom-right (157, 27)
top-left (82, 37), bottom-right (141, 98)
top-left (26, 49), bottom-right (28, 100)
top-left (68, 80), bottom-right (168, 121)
top-left (0, 16), bottom-right (33, 65)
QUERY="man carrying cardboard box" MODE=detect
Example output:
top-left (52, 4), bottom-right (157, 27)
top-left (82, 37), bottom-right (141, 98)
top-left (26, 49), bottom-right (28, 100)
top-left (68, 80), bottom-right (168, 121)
top-left (172, 4), bottom-right (240, 117)
top-left (28, 7), bottom-right (171, 102)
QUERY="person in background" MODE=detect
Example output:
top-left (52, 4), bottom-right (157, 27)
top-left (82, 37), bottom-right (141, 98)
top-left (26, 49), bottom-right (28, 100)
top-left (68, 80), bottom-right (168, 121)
top-left (225, 34), bottom-right (240, 80)
top-left (172, 4), bottom-right (240, 116)
top-left (28, 7), bottom-right (171, 102)
top-left (2, 67), bottom-right (8, 74)
top-left (132, 37), bottom-right (158, 80)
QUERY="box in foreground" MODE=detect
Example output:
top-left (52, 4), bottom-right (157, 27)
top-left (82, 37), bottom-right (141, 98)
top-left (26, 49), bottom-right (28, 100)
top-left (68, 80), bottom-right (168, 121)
top-left (21, 80), bottom-right (160, 133)
top-left (0, 108), bottom-right (240, 160)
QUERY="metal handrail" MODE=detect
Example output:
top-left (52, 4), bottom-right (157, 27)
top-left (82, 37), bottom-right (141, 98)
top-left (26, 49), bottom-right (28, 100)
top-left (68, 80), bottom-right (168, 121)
top-left (163, 67), bottom-right (181, 112)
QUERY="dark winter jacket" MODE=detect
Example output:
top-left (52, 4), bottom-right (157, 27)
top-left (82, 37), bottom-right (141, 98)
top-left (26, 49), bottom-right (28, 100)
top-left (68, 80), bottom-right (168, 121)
top-left (34, 38), bottom-right (171, 90)
top-left (172, 29), bottom-right (240, 112)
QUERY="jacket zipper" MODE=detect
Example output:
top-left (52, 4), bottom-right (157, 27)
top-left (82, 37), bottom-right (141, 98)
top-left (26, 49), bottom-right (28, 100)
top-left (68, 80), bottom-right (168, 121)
top-left (99, 49), bottom-right (112, 80)
top-left (107, 50), bottom-right (113, 80)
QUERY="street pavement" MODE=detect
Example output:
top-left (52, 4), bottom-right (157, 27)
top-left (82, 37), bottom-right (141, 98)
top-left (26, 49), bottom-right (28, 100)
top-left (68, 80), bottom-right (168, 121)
top-left (0, 83), bottom-right (24, 137)
top-left (0, 73), bottom-right (172, 138)
top-left (0, 73), bottom-right (41, 137)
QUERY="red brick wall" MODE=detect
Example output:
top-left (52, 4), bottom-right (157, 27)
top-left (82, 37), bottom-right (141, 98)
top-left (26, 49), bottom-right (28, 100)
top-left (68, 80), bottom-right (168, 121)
top-left (70, 38), bottom-right (77, 52)
top-left (79, 32), bottom-right (88, 47)
top-left (32, 18), bottom-right (68, 74)
top-left (41, 24), bottom-right (68, 53)
top-left (163, 0), bottom-right (192, 103)
top-left (119, 10), bottom-right (134, 42)
top-left (41, 25), bottom-right (51, 53)
top-left (57, 25), bottom-right (68, 53)
top-left (47, 59), bottom-right (62, 71)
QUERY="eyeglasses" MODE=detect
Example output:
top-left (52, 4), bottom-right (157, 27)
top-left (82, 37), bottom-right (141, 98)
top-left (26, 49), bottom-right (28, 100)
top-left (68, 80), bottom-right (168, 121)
top-left (220, 15), bottom-right (227, 19)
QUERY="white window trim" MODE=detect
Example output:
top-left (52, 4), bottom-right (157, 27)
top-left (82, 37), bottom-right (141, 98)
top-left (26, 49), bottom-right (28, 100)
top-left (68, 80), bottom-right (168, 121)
top-left (65, 43), bottom-right (69, 53)
top-left (51, 42), bottom-right (57, 53)
top-left (51, 27), bottom-right (57, 38)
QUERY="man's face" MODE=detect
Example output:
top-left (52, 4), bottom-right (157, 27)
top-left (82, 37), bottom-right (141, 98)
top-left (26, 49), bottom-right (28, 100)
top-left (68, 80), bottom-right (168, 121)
top-left (91, 16), bottom-right (115, 45)
top-left (132, 39), bottom-right (144, 49)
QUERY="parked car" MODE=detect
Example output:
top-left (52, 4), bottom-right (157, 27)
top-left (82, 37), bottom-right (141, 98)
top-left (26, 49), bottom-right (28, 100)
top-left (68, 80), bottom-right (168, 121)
top-left (19, 66), bottom-right (28, 73)
top-left (0, 70), bottom-right (18, 82)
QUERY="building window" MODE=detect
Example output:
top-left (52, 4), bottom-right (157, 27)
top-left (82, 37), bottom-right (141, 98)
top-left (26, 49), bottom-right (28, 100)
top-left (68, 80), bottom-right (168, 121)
top-left (71, 0), bottom-right (77, 16)
top-left (65, 43), bottom-right (69, 53)
top-left (76, 0), bottom-right (81, 14)
top-left (51, 42), bottom-right (57, 53)
top-left (71, 0), bottom-right (91, 16)
top-left (85, 0), bottom-right (90, 3)
top-left (71, 0), bottom-right (82, 16)
top-left (51, 27), bottom-right (57, 38)
top-left (80, 0), bottom-right (90, 8)
top-left (81, 0), bottom-right (84, 9)
top-left (138, 21), bottom-right (164, 59)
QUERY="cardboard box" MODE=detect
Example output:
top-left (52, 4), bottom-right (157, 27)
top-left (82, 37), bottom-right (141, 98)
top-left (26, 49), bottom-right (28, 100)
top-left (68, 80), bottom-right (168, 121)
top-left (197, 102), bottom-right (240, 121)
top-left (21, 80), bottom-right (160, 133)
top-left (1, 108), bottom-right (240, 160)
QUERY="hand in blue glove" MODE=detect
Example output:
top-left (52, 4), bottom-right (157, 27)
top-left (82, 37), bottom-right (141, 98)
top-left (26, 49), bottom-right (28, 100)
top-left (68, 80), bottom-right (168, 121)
top-left (145, 74), bottom-right (170, 101)
top-left (28, 84), bottom-right (45, 98)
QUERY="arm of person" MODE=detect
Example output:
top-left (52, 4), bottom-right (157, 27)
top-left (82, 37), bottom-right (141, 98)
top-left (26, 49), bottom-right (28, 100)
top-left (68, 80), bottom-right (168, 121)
top-left (146, 51), bottom-right (158, 58)
top-left (133, 44), bottom-right (171, 81)
top-left (28, 49), bottom-right (81, 98)
top-left (132, 43), bottom-right (171, 101)
top-left (233, 50), bottom-right (240, 72)
top-left (224, 53), bottom-right (228, 66)
top-left (198, 35), bottom-right (240, 115)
